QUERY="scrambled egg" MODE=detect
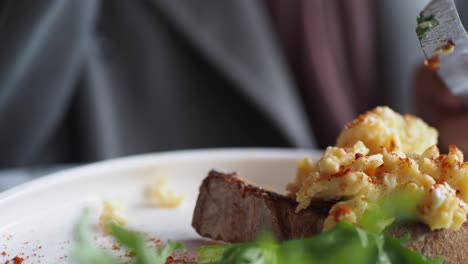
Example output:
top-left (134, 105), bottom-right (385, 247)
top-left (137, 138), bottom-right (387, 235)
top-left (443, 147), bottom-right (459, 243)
top-left (289, 106), bottom-right (468, 231)
top-left (145, 177), bottom-right (185, 208)
top-left (99, 200), bottom-right (128, 233)
top-left (336, 106), bottom-right (438, 154)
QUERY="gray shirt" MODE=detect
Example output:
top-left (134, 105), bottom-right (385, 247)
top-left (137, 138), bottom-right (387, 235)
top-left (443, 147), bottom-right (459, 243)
top-left (0, 0), bottom-right (314, 167)
top-left (0, 0), bottom-right (444, 168)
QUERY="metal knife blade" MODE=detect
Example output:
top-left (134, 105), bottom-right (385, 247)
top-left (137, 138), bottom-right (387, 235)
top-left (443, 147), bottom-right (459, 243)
top-left (417, 0), bottom-right (468, 104)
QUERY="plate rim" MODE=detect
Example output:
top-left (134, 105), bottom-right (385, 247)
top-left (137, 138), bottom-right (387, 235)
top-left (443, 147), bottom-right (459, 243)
top-left (0, 148), bottom-right (321, 204)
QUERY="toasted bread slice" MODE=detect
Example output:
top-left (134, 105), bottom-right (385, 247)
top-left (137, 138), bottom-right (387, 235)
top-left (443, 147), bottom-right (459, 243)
top-left (192, 171), bottom-right (468, 264)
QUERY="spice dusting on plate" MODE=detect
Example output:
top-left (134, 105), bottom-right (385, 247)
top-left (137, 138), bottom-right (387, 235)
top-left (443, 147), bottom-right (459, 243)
top-left (11, 256), bottom-right (23, 264)
top-left (112, 244), bottom-right (121, 251)
top-left (148, 237), bottom-right (164, 247)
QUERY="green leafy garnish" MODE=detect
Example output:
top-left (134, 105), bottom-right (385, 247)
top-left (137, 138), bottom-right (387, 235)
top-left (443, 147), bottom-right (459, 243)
top-left (109, 222), bottom-right (184, 264)
top-left (72, 210), bottom-right (121, 264)
top-left (198, 190), bottom-right (441, 264)
top-left (72, 210), bottom-right (183, 264)
top-left (416, 14), bottom-right (440, 39)
top-left (360, 190), bottom-right (425, 233)
top-left (198, 222), bottom-right (441, 264)
top-left (197, 244), bottom-right (233, 263)
top-left (73, 190), bottom-right (441, 264)
top-left (198, 232), bottom-right (278, 264)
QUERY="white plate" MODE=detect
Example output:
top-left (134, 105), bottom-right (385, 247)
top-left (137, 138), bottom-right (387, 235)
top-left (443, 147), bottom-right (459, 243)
top-left (0, 148), bottom-right (321, 263)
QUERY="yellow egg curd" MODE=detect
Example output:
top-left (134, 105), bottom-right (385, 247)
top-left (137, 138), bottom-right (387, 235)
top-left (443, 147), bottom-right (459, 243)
top-left (288, 106), bottom-right (468, 231)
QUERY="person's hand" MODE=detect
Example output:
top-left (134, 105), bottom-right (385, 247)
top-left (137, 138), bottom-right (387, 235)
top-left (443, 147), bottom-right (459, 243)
top-left (413, 65), bottom-right (468, 153)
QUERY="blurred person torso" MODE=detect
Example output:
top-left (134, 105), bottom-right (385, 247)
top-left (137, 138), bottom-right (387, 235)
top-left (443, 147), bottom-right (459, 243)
top-left (0, 0), bottom-right (428, 167)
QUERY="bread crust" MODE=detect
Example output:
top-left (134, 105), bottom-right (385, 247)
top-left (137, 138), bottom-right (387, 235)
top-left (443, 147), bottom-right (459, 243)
top-left (192, 171), bottom-right (468, 263)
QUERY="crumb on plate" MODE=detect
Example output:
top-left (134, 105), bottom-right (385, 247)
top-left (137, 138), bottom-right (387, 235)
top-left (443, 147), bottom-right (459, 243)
top-left (99, 200), bottom-right (128, 233)
top-left (145, 177), bottom-right (185, 208)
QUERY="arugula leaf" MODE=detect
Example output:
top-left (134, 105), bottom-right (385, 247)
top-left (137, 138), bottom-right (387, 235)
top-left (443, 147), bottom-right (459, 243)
top-left (278, 223), bottom-right (376, 264)
top-left (108, 222), bottom-right (184, 264)
top-left (72, 209), bottom-right (121, 264)
top-left (74, 190), bottom-right (438, 264)
top-left (198, 190), bottom-right (439, 264)
top-left (416, 14), bottom-right (440, 39)
top-left (72, 210), bottom-right (183, 264)
top-left (198, 244), bottom-right (233, 263)
top-left (360, 190), bottom-right (424, 233)
top-left (199, 233), bottom-right (278, 264)
top-left (198, 222), bottom-right (441, 264)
